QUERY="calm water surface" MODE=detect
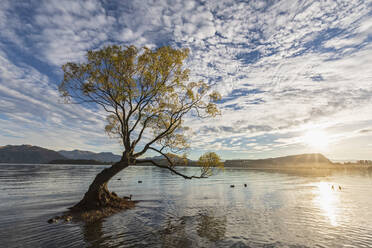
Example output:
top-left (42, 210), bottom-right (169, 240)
top-left (1, 164), bottom-right (372, 248)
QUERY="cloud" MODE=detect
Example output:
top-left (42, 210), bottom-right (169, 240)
top-left (31, 0), bottom-right (116, 65)
top-left (0, 49), bottom-right (119, 153)
top-left (359, 129), bottom-right (372, 134)
top-left (0, 0), bottom-right (371, 159)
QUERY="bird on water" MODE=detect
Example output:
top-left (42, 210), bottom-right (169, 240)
top-left (123, 194), bottom-right (132, 200)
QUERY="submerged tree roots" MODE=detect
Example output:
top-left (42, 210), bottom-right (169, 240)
top-left (48, 191), bottom-right (137, 224)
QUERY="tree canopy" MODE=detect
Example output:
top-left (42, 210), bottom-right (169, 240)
top-left (60, 45), bottom-right (222, 178)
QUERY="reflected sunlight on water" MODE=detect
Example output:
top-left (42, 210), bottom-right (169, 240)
top-left (314, 182), bottom-right (340, 226)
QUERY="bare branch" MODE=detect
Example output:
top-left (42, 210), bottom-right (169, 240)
top-left (136, 159), bottom-right (206, 179)
top-left (148, 147), bottom-right (176, 167)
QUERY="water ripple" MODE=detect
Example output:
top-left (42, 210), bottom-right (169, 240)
top-left (1, 164), bottom-right (372, 247)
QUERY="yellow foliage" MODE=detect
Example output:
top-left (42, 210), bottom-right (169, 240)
top-left (197, 152), bottom-right (224, 177)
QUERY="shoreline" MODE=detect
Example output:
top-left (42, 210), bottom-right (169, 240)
top-left (1, 162), bottom-right (372, 170)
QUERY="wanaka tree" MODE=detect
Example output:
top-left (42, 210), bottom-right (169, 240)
top-left (59, 45), bottom-right (223, 211)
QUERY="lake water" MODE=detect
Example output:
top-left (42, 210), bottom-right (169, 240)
top-left (1, 164), bottom-right (372, 248)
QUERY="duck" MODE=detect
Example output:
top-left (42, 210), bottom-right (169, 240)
top-left (138, 180), bottom-right (142, 183)
top-left (244, 184), bottom-right (247, 187)
top-left (123, 194), bottom-right (132, 200)
top-left (230, 185), bottom-right (235, 188)
top-left (64, 215), bottom-right (72, 222)
top-left (47, 216), bottom-right (61, 224)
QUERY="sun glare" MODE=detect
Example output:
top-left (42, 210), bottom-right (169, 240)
top-left (302, 130), bottom-right (329, 151)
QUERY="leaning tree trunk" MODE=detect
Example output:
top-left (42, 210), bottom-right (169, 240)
top-left (70, 161), bottom-right (129, 211)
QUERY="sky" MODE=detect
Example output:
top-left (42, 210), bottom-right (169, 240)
top-left (0, 0), bottom-right (371, 161)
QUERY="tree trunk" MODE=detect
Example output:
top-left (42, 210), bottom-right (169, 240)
top-left (69, 161), bottom-right (129, 211)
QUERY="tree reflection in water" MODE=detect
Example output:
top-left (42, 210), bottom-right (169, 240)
top-left (82, 219), bottom-right (111, 248)
top-left (80, 210), bottom-right (227, 247)
top-left (160, 210), bottom-right (227, 247)
top-left (197, 213), bottom-right (227, 242)
top-left (159, 216), bottom-right (193, 247)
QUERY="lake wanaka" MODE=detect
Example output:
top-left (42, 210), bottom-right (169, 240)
top-left (1, 164), bottom-right (372, 248)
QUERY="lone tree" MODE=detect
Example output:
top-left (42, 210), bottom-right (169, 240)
top-left (60, 45), bottom-right (223, 211)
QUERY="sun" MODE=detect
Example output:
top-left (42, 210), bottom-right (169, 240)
top-left (302, 129), bottom-right (329, 151)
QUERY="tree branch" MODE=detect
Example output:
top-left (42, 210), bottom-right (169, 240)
top-left (136, 159), bottom-right (205, 179)
top-left (148, 146), bottom-right (176, 167)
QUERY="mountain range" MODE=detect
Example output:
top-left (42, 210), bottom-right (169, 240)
top-left (224, 153), bottom-right (334, 168)
top-left (0, 145), bottom-right (66, 164)
top-left (0, 145), bottom-right (121, 164)
top-left (58, 150), bottom-right (121, 163)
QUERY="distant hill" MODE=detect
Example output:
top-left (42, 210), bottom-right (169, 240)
top-left (0, 145), bottom-right (66, 164)
top-left (143, 155), bottom-right (164, 160)
top-left (225, 153), bottom-right (335, 168)
top-left (58, 150), bottom-right (121, 163)
top-left (139, 154), bottom-right (195, 166)
top-left (48, 159), bottom-right (111, 165)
